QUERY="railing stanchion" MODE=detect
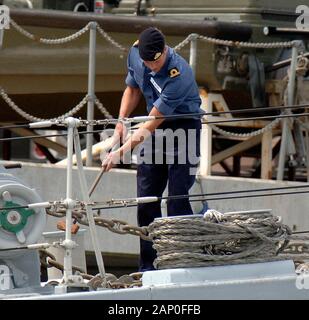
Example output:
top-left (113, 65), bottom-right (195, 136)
top-left (86, 21), bottom-right (97, 167)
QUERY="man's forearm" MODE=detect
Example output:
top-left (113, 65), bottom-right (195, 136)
top-left (118, 106), bottom-right (165, 156)
top-left (119, 86), bottom-right (142, 118)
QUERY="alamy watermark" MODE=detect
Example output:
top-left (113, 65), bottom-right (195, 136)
top-left (296, 5), bottom-right (309, 30)
top-left (0, 265), bottom-right (11, 290)
top-left (100, 125), bottom-right (201, 175)
top-left (0, 5), bottom-right (10, 30)
top-left (296, 271), bottom-right (309, 290)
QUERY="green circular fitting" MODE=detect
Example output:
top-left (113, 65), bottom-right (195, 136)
top-left (0, 201), bottom-right (34, 233)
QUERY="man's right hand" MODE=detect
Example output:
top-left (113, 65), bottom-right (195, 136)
top-left (113, 121), bottom-right (127, 145)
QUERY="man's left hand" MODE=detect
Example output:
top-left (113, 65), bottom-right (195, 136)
top-left (102, 150), bottom-right (121, 172)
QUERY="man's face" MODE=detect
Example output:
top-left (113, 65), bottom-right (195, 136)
top-left (143, 48), bottom-right (167, 73)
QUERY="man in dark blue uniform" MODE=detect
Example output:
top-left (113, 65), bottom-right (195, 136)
top-left (103, 27), bottom-right (202, 271)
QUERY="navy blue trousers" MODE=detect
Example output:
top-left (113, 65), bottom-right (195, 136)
top-left (136, 119), bottom-right (201, 271)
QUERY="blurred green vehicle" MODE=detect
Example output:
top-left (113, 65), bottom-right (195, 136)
top-left (0, 0), bottom-right (308, 122)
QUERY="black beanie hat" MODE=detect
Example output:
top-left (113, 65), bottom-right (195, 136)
top-left (138, 27), bottom-right (165, 61)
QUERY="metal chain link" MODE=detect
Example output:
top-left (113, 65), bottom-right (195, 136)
top-left (40, 248), bottom-right (143, 288)
top-left (96, 24), bottom-right (128, 52)
top-left (209, 117), bottom-right (281, 138)
top-left (9, 18), bottom-right (295, 51)
top-left (197, 34), bottom-right (294, 49)
top-left (94, 96), bottom-right (113, 119)
top-left (46, 208), bottom-right (151, 241)
top-left (9, 18), bottom-right (36, 40)
top-left (39, 24), bottom-right (90, 45)
top-left (0, 86), bottom-right (88, 122)
top-left (173, 34), bottom-right (193, 51)
top-left (10, 19), bottom-right (90, 44)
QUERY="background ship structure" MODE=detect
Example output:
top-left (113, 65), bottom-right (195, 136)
top-left (0, 0), bottom-right (309, 299)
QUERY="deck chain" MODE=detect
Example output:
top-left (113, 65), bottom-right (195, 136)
top-left (96, 24), bottom-right (128, 52)
top-left (39, 249), bottom-right (143, 289)
top-left (10, 19), bottom-right (90, 44)
top-left (173, 34), bottom-right (192, 51)
top-left (94, 96), bottom-right (113, 119)
top-left (8, 19), bottom-right (295, 52)
top-left (0, 87), bottom-right (114, 122)
top-left (0, 87), bottom-right (89, 122)
top-left (46, 208), bottom-right (151, 241)
top-left (197, 35), bottom-right (294, 49)
top-left (209, 116), bottom-right (281, 138)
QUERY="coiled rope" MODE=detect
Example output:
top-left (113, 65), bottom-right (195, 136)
top-left (148, 210), bottom-right (309, 270)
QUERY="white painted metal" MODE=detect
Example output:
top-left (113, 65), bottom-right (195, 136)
top-left (42, 230), bottom-right (87, 280)
top-left (63, 120), bottom-right (75, 283)
top-left (189, 34), bottom-right (198, 76)
top-left (74, 127), bottom-right (107, 283)
top-left (0, 183), bottom-right (46, 257)
top-left (4, 260), bottom-right (309, 300)
top-left (142, 260), bottom-right (295, 286)
top-left (277, 43), bottom-right (299, 180)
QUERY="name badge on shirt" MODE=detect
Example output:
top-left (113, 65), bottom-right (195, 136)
top-left (150, 77), bottom-right (162, 93)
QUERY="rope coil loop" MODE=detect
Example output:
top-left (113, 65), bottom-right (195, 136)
top-left (148, 211), bottom-right (294, 270)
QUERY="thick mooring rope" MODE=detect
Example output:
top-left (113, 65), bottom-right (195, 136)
top-left (148, 210), bottom-right (309, 270)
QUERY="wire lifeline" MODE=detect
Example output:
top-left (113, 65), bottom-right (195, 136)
top-left (92, 189), bottom-right (309, 211)
top-left (0, 124), bottom-right (31, 130)
top-left (189, 189), bottom-right (309, 203)
top-left (0, 184), bottom-right (309, 210)
top-left (34, 108), bottom-right (309, 126)
top-left (3, 104), bottom-right (309, 130)
top-left (202, 111), bottom-right (309, 125)
top-left (2, 185), bottom-right (309, 212)
top-left (2, 102), bottom-right (309, 131)
top-left (0, 108), bottom-right (304, 133)
top-left (0, 129), bottom-right (106, 142)
top-left (152, 103), bottom-right (309, 120)
top-left (2, 110), bottom-right (309, 142)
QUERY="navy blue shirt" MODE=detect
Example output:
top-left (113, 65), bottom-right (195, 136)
top-left (125, 46), bottom-right (202, 116)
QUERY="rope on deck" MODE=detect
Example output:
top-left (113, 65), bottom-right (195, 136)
top-left (148, 210), bottom-right (309, 270)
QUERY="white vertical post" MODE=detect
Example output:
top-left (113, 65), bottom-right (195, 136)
top-left (189, 34), bottom-right (198, 77)
top-left (86, 22), bottom-right (97, 167)
top-left (199, 89), bottom-right (212, 177)
top-left (261, 129), bottom-right (273, 179)
top-left (63, 118), bottom-right (76, 283)
top-left (276, 42), bottom-right (299, 180)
